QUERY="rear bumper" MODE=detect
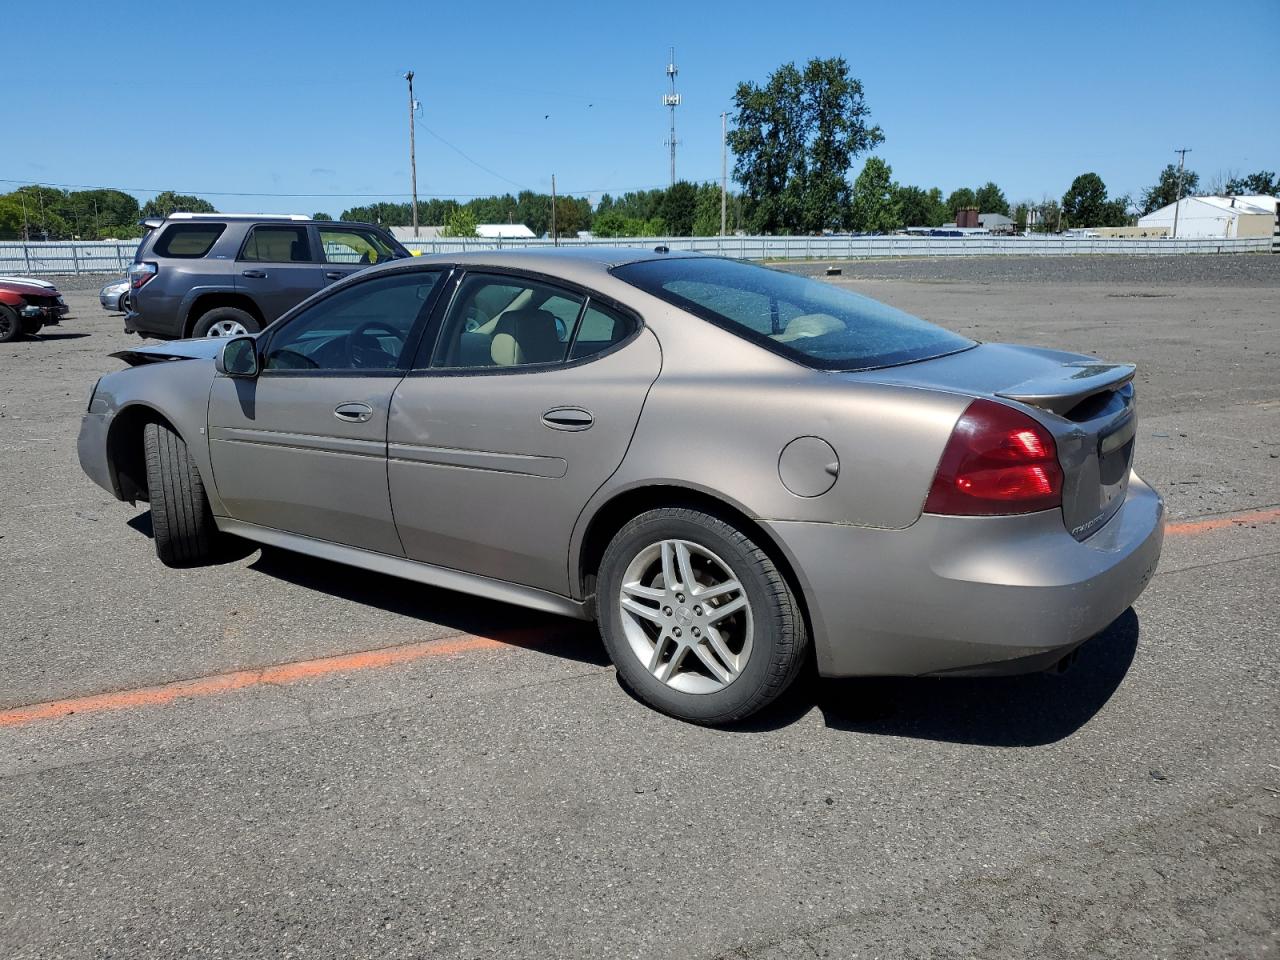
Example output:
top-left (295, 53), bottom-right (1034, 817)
top-left (763, 473), bottom-right (1165, 677)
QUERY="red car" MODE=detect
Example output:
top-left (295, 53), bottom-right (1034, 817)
top-left (0, 278), bottom-right (69, 342)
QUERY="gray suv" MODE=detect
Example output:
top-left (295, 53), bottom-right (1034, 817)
top-left (125, 213), bottom-right (410, 339)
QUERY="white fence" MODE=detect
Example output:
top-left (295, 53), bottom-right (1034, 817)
top-left (0, 235), bottom-right (1271, 276)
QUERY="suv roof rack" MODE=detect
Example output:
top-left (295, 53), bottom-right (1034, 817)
top-left (165, 212), bottom-right (310, 221)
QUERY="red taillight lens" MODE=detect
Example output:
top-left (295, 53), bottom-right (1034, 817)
top-left (924, 398), bottom-right (1063, 515)
top-left (128, 262), bottom-right (157, 290)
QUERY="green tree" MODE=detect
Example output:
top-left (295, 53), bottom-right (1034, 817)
top-left (945, 187), bottom-right (977, 219)
top-left (140, 191), bottom-right (216, 219)
top-left (895, 185), bottom-right (948, 227)
top-left (1224, 170), bottom-right (1277, 196)
top-left (974, 181), bottom-right (1009, 215)
top-left (311, 211), bottom-right (333, 221)
top-left (1141, 164), bottom-right (1200, 214)
top-left (658, 181), bottom-right (699, 236)
top-left (848, 158), bottom-right (901, 233)
top-left (1061, 173), bottom-right (1111, 227)
top-left (593, 211), bottom-right (665, 237)
top-left (729, 57), bottom-right (884, 233)
top-left (440, 206), bottom-right (478, 238)
top-left (691, 182), bottom-right (731, 236)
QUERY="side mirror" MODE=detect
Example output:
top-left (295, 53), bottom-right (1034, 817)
top-left (215, 336), bottom-right (260, 378)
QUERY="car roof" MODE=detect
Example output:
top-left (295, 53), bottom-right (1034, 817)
top-left (407, 245), bottom-right (709, 277)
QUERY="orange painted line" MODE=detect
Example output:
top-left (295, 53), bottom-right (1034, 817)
top-left (0, 632), bottom-right (512, 729)
top-left (1166, 506), bottom-right (1280, 537)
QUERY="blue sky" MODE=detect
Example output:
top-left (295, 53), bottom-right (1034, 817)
top-left (8, 0), bottom-right (1279, 215)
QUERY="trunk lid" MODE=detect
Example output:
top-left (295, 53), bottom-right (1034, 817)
top-left (847, 343), bottom-right (1138, 540)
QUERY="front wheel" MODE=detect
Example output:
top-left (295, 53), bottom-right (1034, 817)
top-left (0, 305), bottom-right (23, 343)
top-left (143, 421), bottom-right (221, 567)
top-left (597, 507), bottom-right (809, 724)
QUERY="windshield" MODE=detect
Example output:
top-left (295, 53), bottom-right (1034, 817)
top-left (612, 257), bottom-right (974, 371)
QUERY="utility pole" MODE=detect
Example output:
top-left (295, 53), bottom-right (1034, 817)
top-left (663, 48), bottom-right (681, 186)
top-left (550, 174), bottom-right (557, 246)
top-left (1171, 147), bottom-right (1191, 240)
top-left (720, 112), bottom-right (728, 238)
top-left (404, 71), bottom-right (419, 238)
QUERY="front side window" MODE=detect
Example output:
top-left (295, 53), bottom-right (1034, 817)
top-left (154, 223), bottom-right (225, 258)
top-left (613, 257), bottom-right (974, 371)
top-left (319, 227), bottom-right (401, 265)
top-left (430, 275), bottom-right (585, 369)
top-left (263, 271), bottom-right (444, 372)
top-left (240, 225), bottom-right (313, 263)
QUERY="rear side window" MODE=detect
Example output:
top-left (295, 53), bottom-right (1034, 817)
top-left (153, 223), bottom-right (226, 259)
top-left (240, 225), bottom-right (313, 263)
top-left (613, 257), bottom-right (975, 371)
top-left (569, 301), bottom-right (633, 360)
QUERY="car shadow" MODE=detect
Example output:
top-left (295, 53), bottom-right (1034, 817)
top-left (128, 510), bottom-right (606, 666)
top-left (37, 332), bottom-right (91, 341)
top-left (728, 609), bottom-right (1141, 745)
top-left (128, 508), bottom-right (1137, 739)
top-left (248, 546), bottom-right (609, 667)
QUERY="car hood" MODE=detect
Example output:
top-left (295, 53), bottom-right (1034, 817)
top-left (110, 337), bottom-right (236, 366)
top-left (0, 280), bottom-right (59, 298)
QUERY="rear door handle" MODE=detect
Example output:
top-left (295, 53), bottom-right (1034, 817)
top-left (334, 402), bottom-right (374, 423)
top-left (242, 270), bottom-right (267, 279)
top-left (324, 271), bottom-right (346, 280)
top-left (542, 407), bottom-right (593, 431)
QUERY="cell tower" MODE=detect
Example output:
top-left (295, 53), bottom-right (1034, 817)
top-left (662, 47), bottom-right (681, 186)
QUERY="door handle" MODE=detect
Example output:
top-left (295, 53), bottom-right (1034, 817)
top-left (334, 402), bottom-right (374, 423)
top-left (542, 407), bottom-right (593, 431)
top-left (324, 271), bottom-right (346, 280)
top-left (242, 269), bottom-right (268, 279)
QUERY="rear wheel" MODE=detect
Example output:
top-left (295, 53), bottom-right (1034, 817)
top-left (597, 507), bottom-right (809, 724)
top-left (143, 421), bottom-right (221, 567)
top-left (192, 307), bottom-right (260, 339)
top-left (0, 305), bottom-right (22, 343)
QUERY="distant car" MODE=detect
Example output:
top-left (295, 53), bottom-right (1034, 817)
top-left (79, 248), bottom-right (1164, 724)
top-left (100, 278), bottom-right (130, 313)
top-left (0, 278), bottom-right (69, 342)
top-left (125, 213), bottom-right (411, 339)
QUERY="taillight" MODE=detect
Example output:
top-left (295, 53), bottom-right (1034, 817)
top-left (128, 261), bottom-right (157, 290)
top-left (924, 398), bottom-right (1063, 516)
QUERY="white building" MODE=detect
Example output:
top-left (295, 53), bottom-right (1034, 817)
top-left (475, 223), bottom-right (536, 239)
top-left (1137, 195), bottom-right (1277, 239)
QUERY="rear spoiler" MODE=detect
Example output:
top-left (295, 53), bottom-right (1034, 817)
top-left (996, 361), bottom-right (1135, 416)
top-left (139, 218), bottom-right (164, 232)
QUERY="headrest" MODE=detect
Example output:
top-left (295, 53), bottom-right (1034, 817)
top-left (490, 308), bottom-right (564, 366)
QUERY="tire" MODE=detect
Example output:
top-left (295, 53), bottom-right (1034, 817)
top-left (0, 304), bottom-right (22, 343)
top-left (191, 307), bottom-right (260, 339)
top-left (597, 507), bottom-right (809, 725)
top-left (143, 421), bottom-right (220, 567)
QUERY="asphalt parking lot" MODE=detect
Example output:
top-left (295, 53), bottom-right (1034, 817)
top-left (2, 255), bottom-right (1278, 959)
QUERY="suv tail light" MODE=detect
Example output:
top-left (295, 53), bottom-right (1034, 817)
top-left (924, 398), bottom-right (1063, 516)
top-left (128, 261), bottom-right (157, 290)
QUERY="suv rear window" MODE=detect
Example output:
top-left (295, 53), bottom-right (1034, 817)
top-left (612, 257), bottom-right (975, 371)
top-left (153, 223), bottom-right (226, 259)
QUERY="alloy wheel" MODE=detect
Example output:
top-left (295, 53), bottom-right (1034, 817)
top-left (205, 319), bottom-right (249, 338)
top-left (617, 539), bottom-right (754, 695)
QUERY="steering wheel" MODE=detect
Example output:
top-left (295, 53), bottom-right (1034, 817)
top-left (347, 320), bottom-right (405, 369)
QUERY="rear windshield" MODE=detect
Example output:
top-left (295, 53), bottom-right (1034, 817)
top-left (612, 257), bottom-right (974, 371)
top-left (153, 223), bottom-right (226, 259)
